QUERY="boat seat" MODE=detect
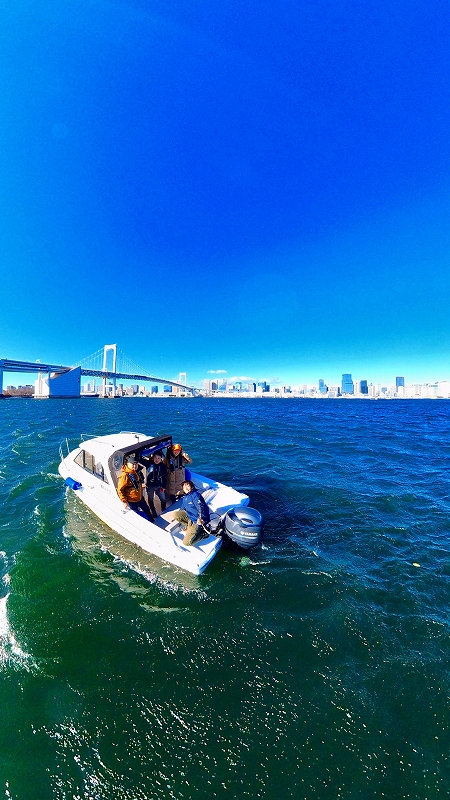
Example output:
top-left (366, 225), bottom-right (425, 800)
top-left (166, 520), bottom-right (183, 534)
top-left (202, 487), bottom-right (217, 504)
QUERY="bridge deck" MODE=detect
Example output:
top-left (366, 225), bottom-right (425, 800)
top-left (0, 359), bottom-right (193, 392)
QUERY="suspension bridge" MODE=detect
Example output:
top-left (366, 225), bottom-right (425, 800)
top-left (0, 345), bottom-right (193, 398)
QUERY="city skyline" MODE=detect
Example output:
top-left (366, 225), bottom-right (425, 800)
top-left (5, 359), bottom-right (450, 394)
top-left (6, 367), bottom-right (450, 399)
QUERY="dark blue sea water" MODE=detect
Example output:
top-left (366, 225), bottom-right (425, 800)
top-left (1, 398), bottom-right (450, 799)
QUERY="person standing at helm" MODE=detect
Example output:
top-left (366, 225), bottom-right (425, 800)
top-left (117, 456), bottom-right (153, 520)
top-left (164, 443), bottom-right (192, 504)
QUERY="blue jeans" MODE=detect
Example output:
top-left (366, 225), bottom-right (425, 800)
top-left (147, 486), bottom-right (166, 517)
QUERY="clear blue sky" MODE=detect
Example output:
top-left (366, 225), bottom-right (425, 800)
top-left (1, 0), bottom-right (449, 387)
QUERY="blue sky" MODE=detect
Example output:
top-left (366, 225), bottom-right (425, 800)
top-left (1, 0), bottom-right (450, 387)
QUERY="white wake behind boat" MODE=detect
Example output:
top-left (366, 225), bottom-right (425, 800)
top-left (58, 432), bottom-right (263, 576)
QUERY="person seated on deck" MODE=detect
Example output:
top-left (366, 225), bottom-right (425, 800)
top-left (146, 450), bottom-right (167, 518)
top-left (173, 479), bottom-right (211, 546)
top-left (164, 443), bottom-right (192, 505)
top-left (117, 456), bottom-right (153, 520)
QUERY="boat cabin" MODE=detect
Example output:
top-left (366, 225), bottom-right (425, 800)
top-left (72, 432), bottom-right (174, 489)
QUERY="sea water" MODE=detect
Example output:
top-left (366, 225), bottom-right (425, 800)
top-left (1, 398), bottom-right (449, 799)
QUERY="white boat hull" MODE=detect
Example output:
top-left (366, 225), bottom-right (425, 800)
top-left (58, 434), bottom-right (249, 575)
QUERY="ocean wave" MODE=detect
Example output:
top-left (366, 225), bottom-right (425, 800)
top-left (0, 593), bottom-right (36, 672)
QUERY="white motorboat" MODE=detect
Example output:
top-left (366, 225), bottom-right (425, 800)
top-left (58, 431), bottom-right (263, 576)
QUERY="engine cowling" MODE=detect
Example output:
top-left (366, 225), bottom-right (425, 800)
top-left (222, 506), bottom-right (263, 549)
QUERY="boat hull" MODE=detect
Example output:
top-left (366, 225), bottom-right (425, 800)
top-left (58, 433), bottom-right (251, 575)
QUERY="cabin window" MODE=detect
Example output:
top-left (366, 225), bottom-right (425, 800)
top-left (74, 449), bottom-right (107, 481)
top-left (84, 452), bottom-right (95, 473)
top-left (113, 453), bottom-right (124, 470)
top-left (95, 462), bottom-right (108, 482)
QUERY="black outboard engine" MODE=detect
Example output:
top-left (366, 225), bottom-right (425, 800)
top-left (221, 506), bottom-right (263, 549)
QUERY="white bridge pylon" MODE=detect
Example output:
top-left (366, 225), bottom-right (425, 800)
top-left (101, 344), bottom-right (117, 397)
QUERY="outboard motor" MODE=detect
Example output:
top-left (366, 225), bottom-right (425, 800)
top-left (221, 506), bottom-right (263, 549)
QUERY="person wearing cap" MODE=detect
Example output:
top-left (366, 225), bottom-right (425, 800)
top-left (164, 443), bottom-right (192, 504)
top-left (117, 456), bottom-right (153, 520)
top-left (173, 480), bottom-right (211, 546)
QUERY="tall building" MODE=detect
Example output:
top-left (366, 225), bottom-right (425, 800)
top-left (360, 379), bottom-right (368, 395)
top-left (341, 373), bottom-right (354, 394)
top-left (318, 379), bottom-right (327, 394)
top-left (396, 376), bottom-right (405, 388)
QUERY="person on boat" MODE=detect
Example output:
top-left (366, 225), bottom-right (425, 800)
top-left (173, 480), bottom-right (211, 546)
top-left (117, 456), bottom-right (153, 520)
top-left (146, 450), bottom-right (167, 517)
top-left (164, 443), bottom-right (192, 504)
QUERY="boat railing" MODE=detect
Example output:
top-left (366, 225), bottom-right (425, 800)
top-left (59, 438), bottom-right (71, 463)
top-left (59, 436), bottom-right (83, 463)
top-left (80, 432), bottom-right (106, 442)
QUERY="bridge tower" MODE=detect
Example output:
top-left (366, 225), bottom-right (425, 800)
top-left (101, 344), bottom-right (117, 398)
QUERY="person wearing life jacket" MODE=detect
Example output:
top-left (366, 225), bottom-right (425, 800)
top-left (173, 480), bottom-right (211, 546)
top-left (146, 450), bottom-right (167, 517)
top-left (164, 443), bottom-right (192, 504)
top-left (117, 456), bottom-right (153, 520)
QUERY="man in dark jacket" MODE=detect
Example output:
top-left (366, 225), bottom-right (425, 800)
top-left (146, 451), bottom-right (167, 517)
top-left (173, 480), bottom-right (210, 546)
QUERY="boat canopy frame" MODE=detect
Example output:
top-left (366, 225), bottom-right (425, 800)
top-left (107, 434), bottom-right (173, 488)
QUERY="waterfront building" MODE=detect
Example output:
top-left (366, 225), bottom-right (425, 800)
top-left (35, 367), bottom-right (81, 399)
top-left (360, 379), bottom-right (368, 395)
top-left (341, 374), bottom-right (354, 395)
top-left (318, 379), bottom-right (327, 394)
top-left (396, 376), bottom-right (405, 388)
